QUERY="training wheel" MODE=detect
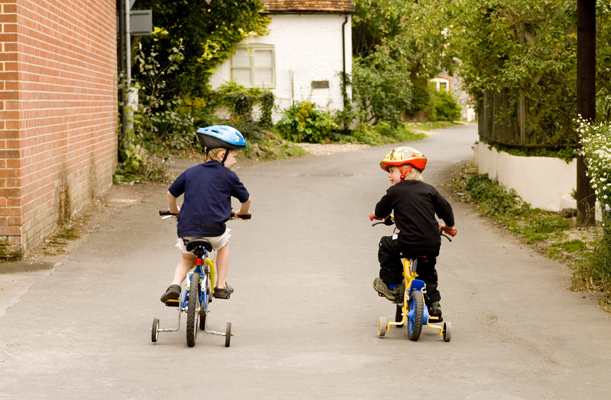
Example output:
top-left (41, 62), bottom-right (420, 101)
top-left (151, 318), bottom-right (160, 343)
top-left (443, 321), bottom-right (452, 342)
top-left (377, 317), bottom-right (387, 337)
top-left (225, 322), bottom-right (232, 347)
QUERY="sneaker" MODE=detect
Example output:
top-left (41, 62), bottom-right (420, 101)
top-left (373, 277), bottom-right (397, 301)
top-left (160, 284), bottom-right (181, 303)
top-left (213, 283), bottom-right (234, 299)
top-left (429, 301), bottom-right (442, 318)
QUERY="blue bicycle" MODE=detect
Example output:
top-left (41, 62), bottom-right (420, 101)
top-left (151, 211), bottom-right (249, 347)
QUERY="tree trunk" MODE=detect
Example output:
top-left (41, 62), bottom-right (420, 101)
top-left (576, 0), bottom-right (596, 226)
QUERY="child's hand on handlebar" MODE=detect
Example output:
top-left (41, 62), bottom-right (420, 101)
top-left (232, 211), bottom-right (252, 220)
top-left (369, 212), bottom-right (389, 221)
top-left (439, 224), bottom-right (457, 237)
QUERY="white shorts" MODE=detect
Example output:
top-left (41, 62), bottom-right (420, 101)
top-left (175, 229), bottom-right (231, 255)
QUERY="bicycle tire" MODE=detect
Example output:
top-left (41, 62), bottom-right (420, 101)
top-left (151, 318), bottom-right (160, 343)
top-left (186, 273), bottom-right (200, 347)
top-left (407, 290), bottom-right (424, 341)
top-left (199, 279), bottom-right (207, 331)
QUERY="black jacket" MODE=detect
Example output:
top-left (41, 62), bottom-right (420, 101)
top-left (375, 180), bottom-right (454, 253)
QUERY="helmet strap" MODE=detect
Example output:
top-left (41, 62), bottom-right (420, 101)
top-left (399, 165), bottom-right (412, 181)
top-left (220, 148), bottom-right (230, 166)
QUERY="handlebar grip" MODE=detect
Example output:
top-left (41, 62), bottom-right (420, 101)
top-left (159, 210), bottom-right (176, 216)
top-left (441, 227), bottom-right (457, 237)
top-left (231, 212), bottom-right (251, 220)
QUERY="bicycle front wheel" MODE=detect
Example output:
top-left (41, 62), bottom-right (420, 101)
top-left (186, 272), bottom-right (200, 347)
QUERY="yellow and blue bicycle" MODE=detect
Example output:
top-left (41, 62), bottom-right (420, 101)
top-left (373, 217), bottom-right (455, 342)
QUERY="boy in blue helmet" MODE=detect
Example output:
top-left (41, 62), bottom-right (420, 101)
top-left (160, 125), bottom-right (252, 302)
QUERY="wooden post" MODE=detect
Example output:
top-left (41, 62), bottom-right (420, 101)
top-left (576, 0), bottom-right (596, 226)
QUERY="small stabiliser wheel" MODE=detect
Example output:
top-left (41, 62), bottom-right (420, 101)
top-left (407, 290), bottom-right (424, 341)
top-left (151, 318), bottom-right (160, 343)
top-left (186, 273), bottom-right (200, 347)
top-left (443, 321), bottom-right (452, 342)
top-left (377, 316), bottom-right (387, 337)
top-left (225, 322), bottom-right (232, 347)
top-left (395, 305), bottom-right (404, 328)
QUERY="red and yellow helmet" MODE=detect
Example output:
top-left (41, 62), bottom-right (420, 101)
top-left (380, 147), bottom-right (427, 177)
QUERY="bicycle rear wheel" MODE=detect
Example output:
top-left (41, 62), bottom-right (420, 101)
top-left (407, 290), bottom-right (423, 341)
top-left (186, 273), bottom-right (200, 347)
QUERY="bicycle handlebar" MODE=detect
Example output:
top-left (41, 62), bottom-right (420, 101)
top-left (159, 210), bottom-right (251, 220)
top-left (371, 215), bottom-right (457, 242)
top-left (230, 212), bottom-right (251, 220)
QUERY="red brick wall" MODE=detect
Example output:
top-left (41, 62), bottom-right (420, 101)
top-left (0, 0), bottom-right (117, 259)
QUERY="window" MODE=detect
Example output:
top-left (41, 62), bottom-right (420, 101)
top-left (231, 44), bottom-right (276, 88)
top-left (430, 78), bottom-right (450, 92)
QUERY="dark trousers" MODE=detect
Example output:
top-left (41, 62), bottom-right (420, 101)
top-left (378, 235), bottom-right (441, 305)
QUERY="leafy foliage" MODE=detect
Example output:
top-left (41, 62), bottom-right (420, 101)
top-left (276, 101), bottom-right (339, 143)
top-left (462, 173), bottom-right (572, 243)
top-left (133, 0), bottom-right (270, 100)
top-left (352, 50), bottom-right (412, 126)
top-left (428, 86), bottom-right (462, 122)
top-left (447, 0), bottom-right (579, 147)
top-left (351, 0), bottom-right (457, 126)
top-left (577, 117), bottom-right (611, 243)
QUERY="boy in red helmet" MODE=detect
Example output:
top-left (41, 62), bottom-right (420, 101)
top-left (369, 147), bottom-right (455, 319)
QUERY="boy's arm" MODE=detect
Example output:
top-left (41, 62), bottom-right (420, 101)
top-left (167, 191), bottom-right (180, 214)
top-left (234, 196), bottom-right (251, 218)
top-left (372, 193), bottom-right (392, 220)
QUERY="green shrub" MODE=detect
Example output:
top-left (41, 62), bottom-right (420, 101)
top-left (463, 173), bottom-right (572, 243)
top-left (428, 86), bottom-right (462, 122)
top-left (375, 122), bottom-right (426, 143)
top-left (406, 85), bottom-right (430, 115)
top-left (276, 101), bottom-right (339, 143)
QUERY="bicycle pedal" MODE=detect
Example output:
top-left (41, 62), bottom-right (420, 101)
top-left (165, 299), bottom-right (180, 307)
top-left (429, 316), bottom-right (443, 323)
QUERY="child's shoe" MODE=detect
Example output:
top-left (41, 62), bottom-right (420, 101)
top-left (213, 283), bottom-right (234, 299)
top-left (429, 301), bottom-right (442, 318)
top-left (373, 277), bottom-right (396, 301)
top-left (160, 284), bottom-right (181, 303)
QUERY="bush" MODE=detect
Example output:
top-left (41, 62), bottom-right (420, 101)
top-left (406, 85), bottom-right (430, 115)
top-left (429, 86), bottom-right (462, 122)
top-left (276, 101), bottom-right (339, 143)
top-left (578, 117), bottom-right (611, 243)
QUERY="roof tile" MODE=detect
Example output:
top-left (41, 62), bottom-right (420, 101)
top-left (263, 0), bottom-right (355, 13)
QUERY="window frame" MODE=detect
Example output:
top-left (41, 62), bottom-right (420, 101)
top-left (230, 44), bottom-right (276, 89)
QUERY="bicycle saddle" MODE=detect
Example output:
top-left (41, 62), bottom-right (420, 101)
top-left (186, 238), bottom-right (213, 253)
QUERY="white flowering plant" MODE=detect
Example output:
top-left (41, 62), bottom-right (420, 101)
top-left (577, 117), bottom-right (611, 233)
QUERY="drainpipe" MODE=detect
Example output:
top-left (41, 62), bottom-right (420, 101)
top-left (118, 0), bottom-right (126, 160)
top-left (341, 15), bottom-right (348, 110)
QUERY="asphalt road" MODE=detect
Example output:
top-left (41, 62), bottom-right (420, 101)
top-left (2, 124), bottom-right (611, 399)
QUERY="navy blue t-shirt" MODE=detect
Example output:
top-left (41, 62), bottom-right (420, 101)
top-left (168, 161), bottom-right (250, 238)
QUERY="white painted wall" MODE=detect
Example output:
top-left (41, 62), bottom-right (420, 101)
top-left (210, 13), bottom-right (352, 116)
top-left (477, 143), bottom-right (577, 212)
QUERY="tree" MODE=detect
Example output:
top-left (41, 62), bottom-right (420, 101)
top-left (351, 0), bottom-right (457, 124)
top-left (133, 0), bottom-right (270, 100)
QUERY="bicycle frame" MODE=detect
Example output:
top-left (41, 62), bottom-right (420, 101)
top-left (382, 257), bottom-right (444, 337)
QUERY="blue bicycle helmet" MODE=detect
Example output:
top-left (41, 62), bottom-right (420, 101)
top-left (196, 125), bottom-right (246, 165)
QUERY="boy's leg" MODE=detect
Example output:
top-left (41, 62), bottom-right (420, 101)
top-left (172, 253), bottom-right (195, 285)
top-left (415, 254), bottom-right (441, 316)
top-left (378, 236), bottom-right (404, 285)
top-left (160, 253), bottom-right (195, 303)
top-left (213, 243), bottom-right (233, 298)
top-left (215, 243), bottom-right (229, 289)
top-left (375, 236), bottom-right (404, 300)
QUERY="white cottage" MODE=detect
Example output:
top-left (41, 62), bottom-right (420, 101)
top-left (210, 0), bottom-right (354, 116)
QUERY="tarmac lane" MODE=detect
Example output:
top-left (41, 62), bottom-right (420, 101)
top-left (2, 124), bottom-right (611, 399)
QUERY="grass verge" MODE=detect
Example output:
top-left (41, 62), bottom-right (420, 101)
top-left (453, 168), bottom-right (609, 309)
